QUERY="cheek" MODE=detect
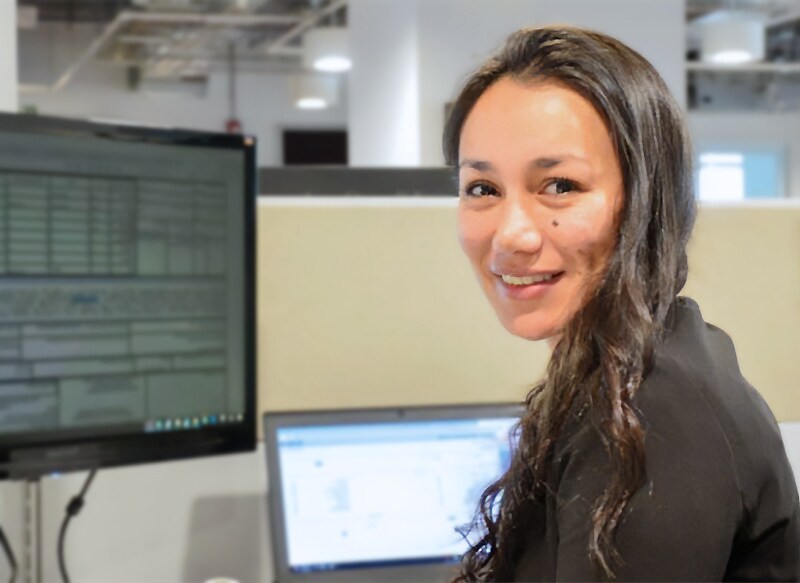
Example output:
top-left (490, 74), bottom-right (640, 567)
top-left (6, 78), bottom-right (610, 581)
top-left (555, 215), bottom-right (617, 273)
top-left (457, 210), bottom-right (490, 262)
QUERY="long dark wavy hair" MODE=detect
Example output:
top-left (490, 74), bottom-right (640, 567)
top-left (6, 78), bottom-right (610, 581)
top-left (443, 27), bottom-right (697, 581)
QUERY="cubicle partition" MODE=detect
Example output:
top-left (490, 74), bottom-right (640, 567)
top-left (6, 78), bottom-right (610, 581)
top-left (258, 192), bottom-right (800, 422)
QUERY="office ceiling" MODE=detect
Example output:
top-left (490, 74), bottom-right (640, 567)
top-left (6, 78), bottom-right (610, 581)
top-left (20, 0), bottom-right (324, 23)
top-left (19, 0), bottom-right (132, 23)
top-left (18, 0), bottom-right (347, 87)
top-left (687, 0), bottom-right (800, 19)
top-left (19, 0), bottom-right (800, 24)
top-left (15, 0), bottom-right (800, 104)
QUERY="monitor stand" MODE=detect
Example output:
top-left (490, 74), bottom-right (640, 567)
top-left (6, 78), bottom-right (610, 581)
top-left (3, 478), bottom-right (43, 583)
top-left (22, 478), bottom-right (42, 583)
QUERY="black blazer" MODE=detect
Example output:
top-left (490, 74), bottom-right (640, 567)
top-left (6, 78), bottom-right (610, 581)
top-left (511, 297), bottom-right (800, 582)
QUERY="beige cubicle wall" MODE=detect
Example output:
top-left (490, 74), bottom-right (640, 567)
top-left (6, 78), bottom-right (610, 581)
top-left (683, 204), bottom-right (800, 421)
top-left (257, 198), bottom-right (800, 422)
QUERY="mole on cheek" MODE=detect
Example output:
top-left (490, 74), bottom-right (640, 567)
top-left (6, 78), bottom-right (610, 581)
top-left (552, 219), bottom-right (559, 227)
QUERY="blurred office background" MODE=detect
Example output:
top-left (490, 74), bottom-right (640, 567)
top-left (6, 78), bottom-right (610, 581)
top-left (0, 0), bottom-right (799, 581)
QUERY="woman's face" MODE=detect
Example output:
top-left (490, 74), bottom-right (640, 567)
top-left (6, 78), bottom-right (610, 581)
top-left (457, 77), bottom-right (624, 341)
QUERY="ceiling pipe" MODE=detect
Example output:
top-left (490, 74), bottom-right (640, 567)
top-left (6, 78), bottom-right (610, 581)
top-left (85, 54), bottom-right (302, 73)
top-left (125, 12), bottom-right (301, 26)
top-left (147, 26), bottom-right (220, 78)
top-left (51, 11), bottom-right (134, 92)
top-left (687, 61), bottom-right (800, 72)
top-left (264, 0), bottom-right (347, 56)
top-left (19, 10), bottom-right (305, 94)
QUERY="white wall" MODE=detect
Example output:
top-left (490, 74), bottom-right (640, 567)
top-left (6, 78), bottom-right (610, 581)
top-left (0, 0), bottom-right (18, 112)
top-left (17, 24), bottom-right (348, 167)
top-left (348, 0), bottom-right (421, 166)
top-left (0, 447), bottom-right (272, 583)
top-left (350, 0), bottom-right (685, 166)
top-left (783, 423), bottom-right (800, 483)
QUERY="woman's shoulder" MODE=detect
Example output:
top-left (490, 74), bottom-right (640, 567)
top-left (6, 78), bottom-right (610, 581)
top-left (636, 296), bottom-right (795, 508)
top-left (640, 296), bottom-right (781, 452)
top-left (633, 296), bottom-right (800, 579)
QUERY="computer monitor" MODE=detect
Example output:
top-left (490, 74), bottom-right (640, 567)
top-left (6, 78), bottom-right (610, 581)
top-left (0, 112), bottom-right (257, 479)
top-left (263, 404), bottom-right (523, 583)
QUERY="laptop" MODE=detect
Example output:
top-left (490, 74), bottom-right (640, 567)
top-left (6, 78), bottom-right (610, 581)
top-left (263, 403), bottom-right (522, 583)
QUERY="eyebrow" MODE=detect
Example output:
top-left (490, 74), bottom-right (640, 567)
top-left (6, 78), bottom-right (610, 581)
top-left (458, 159), bottom-right (494, 171)
top-left (458, 156), bottom-right (582, 171)
top-left (531, 157), bottom-right (563, 169)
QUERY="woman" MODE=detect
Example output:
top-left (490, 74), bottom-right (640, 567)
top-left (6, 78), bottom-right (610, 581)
top-left (444, 26), bottom-right (800, 582)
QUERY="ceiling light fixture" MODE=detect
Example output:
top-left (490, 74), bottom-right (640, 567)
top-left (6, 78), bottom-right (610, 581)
top-left (303, 26), bottom-right (351, 73)
top-left (289, 74), bottom-right (339, 110)
top-left (700, 10), bottom-right (765, 65)
top-left (296, 97), bottom-right (327, 110)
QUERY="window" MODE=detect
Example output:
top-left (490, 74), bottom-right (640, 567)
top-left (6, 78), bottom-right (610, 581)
top-left (696, 148), bottom-right (784, 201)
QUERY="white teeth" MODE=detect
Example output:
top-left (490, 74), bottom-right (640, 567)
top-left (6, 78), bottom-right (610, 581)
top-left (501, 273), bottom-right (556, 285)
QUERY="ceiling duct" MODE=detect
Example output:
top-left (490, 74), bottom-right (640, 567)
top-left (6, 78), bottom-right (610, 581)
top-left (19, 3), bottom-right (351, 93)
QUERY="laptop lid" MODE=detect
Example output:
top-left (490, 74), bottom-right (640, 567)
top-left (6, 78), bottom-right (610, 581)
top-left (263, 403), bottom-right (522, 583)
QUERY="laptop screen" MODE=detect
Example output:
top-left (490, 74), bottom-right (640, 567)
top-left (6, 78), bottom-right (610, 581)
top-left (264, 405), bottom-right (521, 578)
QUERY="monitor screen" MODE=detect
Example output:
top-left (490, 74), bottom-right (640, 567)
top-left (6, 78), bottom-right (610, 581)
top-left (0, 113), bottom-right (257, 479)
top-left (264, 404), bottom-right (522, 583)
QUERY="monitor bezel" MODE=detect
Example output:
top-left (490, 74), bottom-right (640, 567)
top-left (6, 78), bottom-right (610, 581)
top-left (263, 403), bottom-right (523, 583)
top-left (0, 112), bottom-right (258, 479)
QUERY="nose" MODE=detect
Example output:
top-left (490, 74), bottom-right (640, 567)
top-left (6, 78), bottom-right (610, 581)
top-left (492, 195), bottom-right (543, 256)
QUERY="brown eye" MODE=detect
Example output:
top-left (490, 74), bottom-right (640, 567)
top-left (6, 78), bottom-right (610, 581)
top-left (543, 178), bottom-right (578, 196)
top-left (464, 182), bottom-right (500, 198)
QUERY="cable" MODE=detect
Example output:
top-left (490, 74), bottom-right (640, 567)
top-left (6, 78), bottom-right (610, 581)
top-left (57, 469), bottom-right (97, 583)
top-left (0, 524), bottom-right (18, 583)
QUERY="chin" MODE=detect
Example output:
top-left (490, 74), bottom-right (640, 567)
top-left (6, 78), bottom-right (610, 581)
top-left (501, 316), bottom-right (560, 342)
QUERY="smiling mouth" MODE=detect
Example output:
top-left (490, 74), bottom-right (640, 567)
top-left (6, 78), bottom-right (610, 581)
top-left (500, 272), bottom-right (564, 286)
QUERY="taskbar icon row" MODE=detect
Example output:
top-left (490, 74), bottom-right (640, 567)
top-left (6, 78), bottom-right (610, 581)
top-left (144, 412), bottom-right (245, 433)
